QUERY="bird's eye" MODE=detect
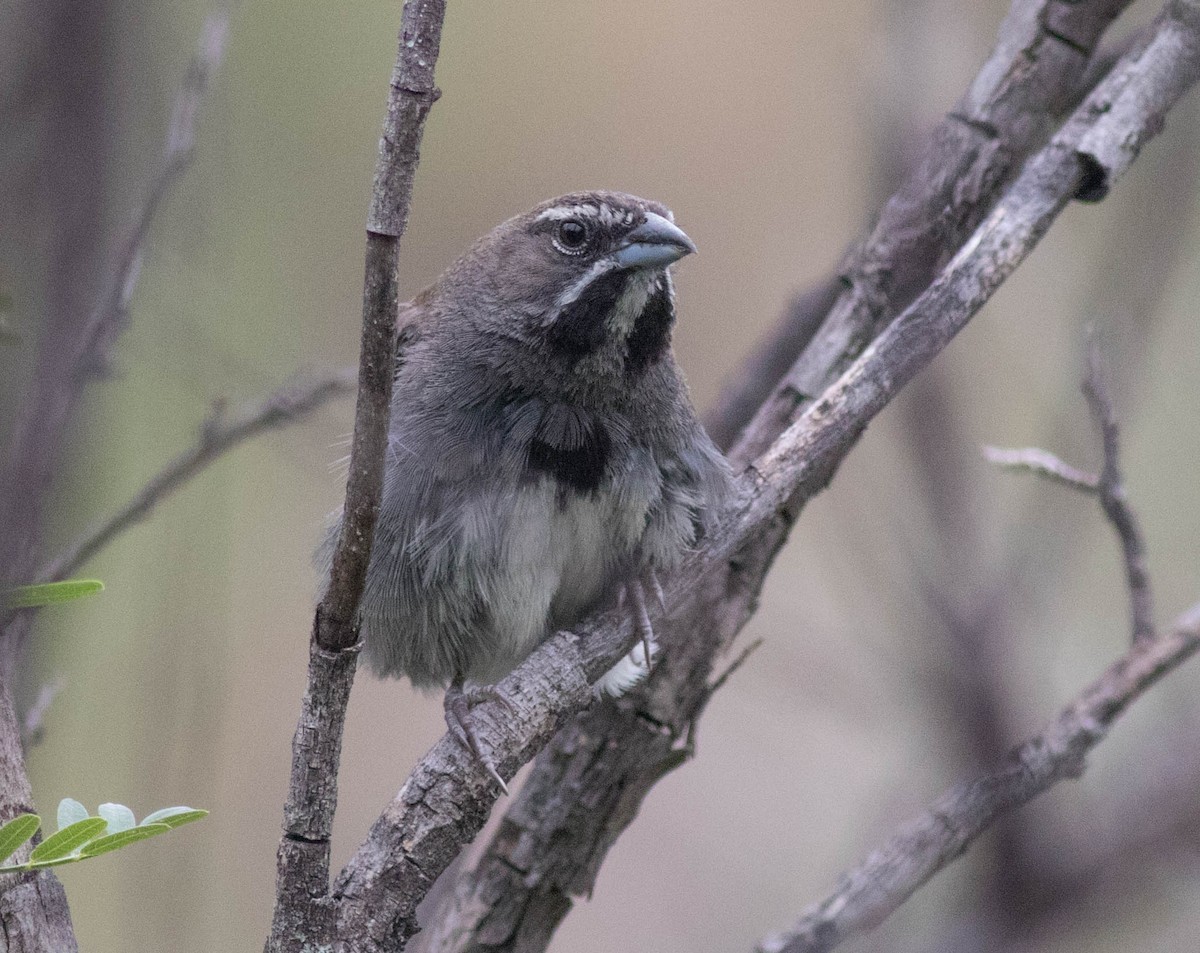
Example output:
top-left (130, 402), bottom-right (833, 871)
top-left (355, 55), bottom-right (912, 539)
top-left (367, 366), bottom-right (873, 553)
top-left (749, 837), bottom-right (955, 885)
top-left (554, 219), bottom-right (589, 254)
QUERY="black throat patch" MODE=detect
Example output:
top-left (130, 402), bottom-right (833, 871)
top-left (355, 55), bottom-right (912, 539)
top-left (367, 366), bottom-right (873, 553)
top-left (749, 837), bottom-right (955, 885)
top-left (526, 402), bottom-right (611, 495)
top-left (545, 268), bottom-right (631, 361)
top-left (625, 280), bottom-right (674, 377)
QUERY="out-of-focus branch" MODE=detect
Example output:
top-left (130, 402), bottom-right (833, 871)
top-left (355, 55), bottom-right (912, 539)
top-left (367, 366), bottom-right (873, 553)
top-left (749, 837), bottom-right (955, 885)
top-left (1083, 342), bottom-right (1156, 641)
top-left (987, 344), bottom-right (1157, 645)
top-left (0, 11), bottom-right (229, 606)
top-left (982, 444), bottom-right (1100, 491)
top-left (334, 8), bottom-right (1200, 950)
top-left (264, 2), bottom-right (446, 951)
top-left (704, 274), bottom-right (842, 451)
top-left (40, 368), bottom-right (355, 583)
top-left (786, 328), bottom-right (1176, 953)
top-left (75, 14), bottom-right (230, 384)
top-left (756, 601), bottom-right (1200, 953)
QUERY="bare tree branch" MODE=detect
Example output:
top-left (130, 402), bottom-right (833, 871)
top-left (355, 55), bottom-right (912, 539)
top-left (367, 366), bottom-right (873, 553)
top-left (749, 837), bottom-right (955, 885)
top-left (769, 326), bottom-right (1178, 953)
top-left (755, 600), bottom-right (1200, 953)
top-left (983, 445), bottom-right (1101, 491)
top-left (76, 14), bottom-right (230, 384)
top-left (326, 6), bottom-right (1200, 950)
top-left (985, 341), bottom-right (1158, 647)
top-left (899, 374), bottom-right (1037, 936)
top-left (728, 0), bottom-right (1138, 465)
top-left (0, 10), bottom-right (229, 602)
top-left (1083, 341), bottom-right (1156, 641)
top-left (40, 368), bottom-right (355, 583)
top-left (264, 2), bottom-right (446, 951)
top-left (707, 3), bottom-right (1154, 459)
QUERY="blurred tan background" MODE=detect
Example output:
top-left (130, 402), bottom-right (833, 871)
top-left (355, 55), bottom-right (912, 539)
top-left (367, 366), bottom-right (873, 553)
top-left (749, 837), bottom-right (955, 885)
top-left (3, 1), bottom-right (1200, 951)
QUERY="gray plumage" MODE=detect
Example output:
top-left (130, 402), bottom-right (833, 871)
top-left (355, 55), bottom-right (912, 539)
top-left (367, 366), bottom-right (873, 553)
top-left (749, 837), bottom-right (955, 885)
top-left (320, 191), bottom-right (730, 694)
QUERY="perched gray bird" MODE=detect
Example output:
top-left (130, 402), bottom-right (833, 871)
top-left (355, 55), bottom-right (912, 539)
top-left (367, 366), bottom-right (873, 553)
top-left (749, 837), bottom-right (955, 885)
top-left (322, 191), bottom-right (731, 788)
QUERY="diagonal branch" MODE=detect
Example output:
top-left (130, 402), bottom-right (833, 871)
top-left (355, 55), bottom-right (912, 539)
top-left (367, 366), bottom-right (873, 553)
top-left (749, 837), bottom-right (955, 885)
top-left (330, 6), bottom-right (1200, 949)
top-left (756, 600), bottom-right (1200, 953)
top-left (763, 332), bottom-right (1184, 953)
top-left (40, 369), bottom-right (354, 583)
top-left (727, 0), bottom-right (1138, 465)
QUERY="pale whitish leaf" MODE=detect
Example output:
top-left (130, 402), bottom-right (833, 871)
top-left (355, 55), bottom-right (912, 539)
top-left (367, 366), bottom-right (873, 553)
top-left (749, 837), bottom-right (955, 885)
top-left (0, 814), bottom-right (41, 864)
top-left (97, 803), bottom-right (135, 834)
top-left (6, 580), bottom-right (104, 609)
top-left (79, 824), bottom-right (169, 859)
top-left (29, 818), bottom-right (107, 863)
top-left (56, 798), bottom-right (88, 832)
top-left (139, 806), bottom-right (208, 829)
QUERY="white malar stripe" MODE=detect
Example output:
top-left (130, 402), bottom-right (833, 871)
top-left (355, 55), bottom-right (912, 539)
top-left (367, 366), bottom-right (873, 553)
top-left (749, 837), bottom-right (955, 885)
top-left (607, 270), bottom-right (656, 334)
top-left (554, 257), bottom-right (619, 310)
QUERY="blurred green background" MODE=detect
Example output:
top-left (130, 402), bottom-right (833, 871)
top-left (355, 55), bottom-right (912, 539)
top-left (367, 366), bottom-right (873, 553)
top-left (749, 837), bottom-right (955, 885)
top-left (3, 1), bottom-right (1200, 951)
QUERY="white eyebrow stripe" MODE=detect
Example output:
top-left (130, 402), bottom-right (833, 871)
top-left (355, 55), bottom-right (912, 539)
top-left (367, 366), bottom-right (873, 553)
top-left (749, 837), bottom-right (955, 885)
top-left (535, 203), bottom-right (601, 224)
top-left (534, 202), bottom-right (641, 231)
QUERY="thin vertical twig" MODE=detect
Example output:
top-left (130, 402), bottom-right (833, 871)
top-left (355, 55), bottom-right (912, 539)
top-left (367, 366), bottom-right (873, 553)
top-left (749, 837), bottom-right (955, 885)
top-left (1083, 340), bottom-right (1156, 642)
top-left (264, 3), bottom-right (447, 951)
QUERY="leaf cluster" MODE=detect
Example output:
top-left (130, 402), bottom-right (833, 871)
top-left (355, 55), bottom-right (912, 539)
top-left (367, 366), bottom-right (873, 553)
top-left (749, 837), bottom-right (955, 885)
top-left (0, 799), bottom-right (206, 873)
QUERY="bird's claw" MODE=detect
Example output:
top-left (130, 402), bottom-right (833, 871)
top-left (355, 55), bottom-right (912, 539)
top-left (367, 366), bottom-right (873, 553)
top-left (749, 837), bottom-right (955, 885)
top-left (444, 680), bottom-right (515, 795)
top-left (625, 578), bottom-right (657, 672)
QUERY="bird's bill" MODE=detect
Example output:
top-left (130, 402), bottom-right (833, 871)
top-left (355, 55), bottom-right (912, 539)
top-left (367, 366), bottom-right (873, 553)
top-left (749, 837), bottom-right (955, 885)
top-left (611, 212), bottom-right (696, 271)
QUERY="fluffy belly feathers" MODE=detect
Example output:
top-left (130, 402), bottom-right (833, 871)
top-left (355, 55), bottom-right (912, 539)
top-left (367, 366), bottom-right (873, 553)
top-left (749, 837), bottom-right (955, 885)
top-left (359, 467), bottom-right (656, 687)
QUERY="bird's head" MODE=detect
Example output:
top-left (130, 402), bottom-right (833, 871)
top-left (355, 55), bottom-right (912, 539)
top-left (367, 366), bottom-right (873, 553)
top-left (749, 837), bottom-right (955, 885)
top-left (431, 191), bottom-right (696, 382)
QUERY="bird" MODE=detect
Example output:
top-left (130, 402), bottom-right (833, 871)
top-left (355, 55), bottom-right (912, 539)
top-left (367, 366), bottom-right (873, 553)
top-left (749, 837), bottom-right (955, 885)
top-left (319, 191), bottom-right (732, 790)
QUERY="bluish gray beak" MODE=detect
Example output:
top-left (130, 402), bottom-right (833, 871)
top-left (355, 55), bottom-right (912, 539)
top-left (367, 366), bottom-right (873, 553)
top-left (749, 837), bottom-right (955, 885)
top-left (611, 212), bottom-right (696, 271)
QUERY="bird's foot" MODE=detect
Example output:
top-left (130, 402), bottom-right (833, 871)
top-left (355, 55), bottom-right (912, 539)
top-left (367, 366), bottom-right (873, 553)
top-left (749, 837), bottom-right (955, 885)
top-left (625, 574), bottom-right (665, 669)
top-left (444, 679), bottom-right (516, 795)
top-left (597, 573), bottom-right (665, 696)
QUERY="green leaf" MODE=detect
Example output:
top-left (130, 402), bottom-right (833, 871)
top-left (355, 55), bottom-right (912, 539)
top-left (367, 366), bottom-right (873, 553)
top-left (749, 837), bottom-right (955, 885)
top-left (56, 798), bottom-right (89, 832)
top-left (78, 824), bottom-right (170, 859)
top-left (6, 580), bottom-right (105, 609)
top-left (29, 818), bottom-right (108, 863)
top-left (0, 814), bottom-right (41, 864)
top-left (97, 803), bottom-right (135, 834)
top-left (139, 807), bottom-right (208, 829)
